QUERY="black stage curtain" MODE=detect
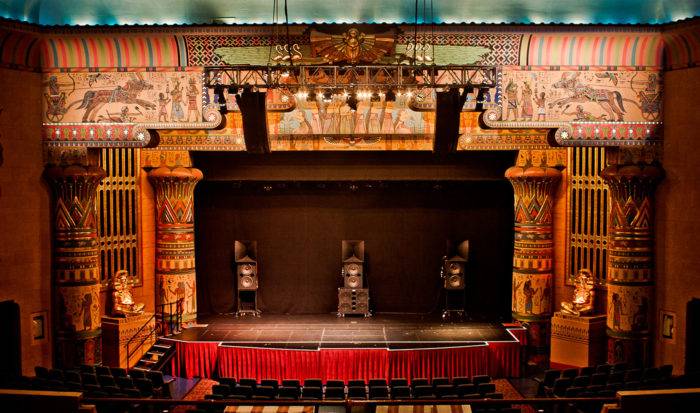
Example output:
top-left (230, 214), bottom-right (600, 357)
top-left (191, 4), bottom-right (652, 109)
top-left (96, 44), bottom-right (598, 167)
top-left (195, 181), bottom-right (513, 319)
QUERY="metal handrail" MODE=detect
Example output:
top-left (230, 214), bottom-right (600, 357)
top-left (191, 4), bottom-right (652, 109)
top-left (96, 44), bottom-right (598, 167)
top-left (125, 298), bottom-right (184, 367)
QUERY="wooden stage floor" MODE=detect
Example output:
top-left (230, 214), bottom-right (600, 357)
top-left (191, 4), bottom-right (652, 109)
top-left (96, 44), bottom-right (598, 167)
top-left (169, 314), bottom-right (519, 350)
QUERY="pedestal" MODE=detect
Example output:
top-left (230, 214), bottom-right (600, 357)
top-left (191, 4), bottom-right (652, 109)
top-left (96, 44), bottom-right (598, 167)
top-left (101, 313), bottom-right (156, 368)
top-left (551, 312), bottom-right (607, 368)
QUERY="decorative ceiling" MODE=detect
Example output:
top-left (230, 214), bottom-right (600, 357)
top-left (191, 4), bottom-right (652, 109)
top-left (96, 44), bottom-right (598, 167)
top-left (1, 0), bottom-right (699, 26)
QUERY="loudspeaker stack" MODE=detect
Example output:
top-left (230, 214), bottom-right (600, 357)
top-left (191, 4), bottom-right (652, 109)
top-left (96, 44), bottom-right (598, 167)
top-left (442, 240), bottom-right (469, 320)
top-left (234, 240), bottom-right (260, 316)
top-left (338, 240), bottom-right (371, 317)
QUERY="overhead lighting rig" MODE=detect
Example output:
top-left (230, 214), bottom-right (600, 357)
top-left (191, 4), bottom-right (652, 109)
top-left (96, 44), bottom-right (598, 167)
top-left (204, 64), bottom-right (497, 92)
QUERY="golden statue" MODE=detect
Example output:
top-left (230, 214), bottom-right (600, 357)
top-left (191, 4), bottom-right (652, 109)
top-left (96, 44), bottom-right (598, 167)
top-left (111, 270), bottom-right (145, 317)
top-left (310, 27), bottom-right (395, 64)
top-left (561, 269), bottom-right (596, 316)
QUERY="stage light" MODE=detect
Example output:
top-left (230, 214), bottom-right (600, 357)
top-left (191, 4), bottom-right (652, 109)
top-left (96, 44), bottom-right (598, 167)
top-left (475, 88), bottom-right (487, 110)
top-left (214, 85), bottom-right (227, 113)
top-left (385, 89), bottom-right (396, 102)
top-left (322, 90), bottom-right (333, 102)
top-left (280, 69), bottom-right (290, 78)
top-left (296, 90), bottom-right (309, 100)
top-left (370, 91), bottom-right (380, 102)
top-left (346, 92), bottom-right (358, 111)
top-left (307, 91), bottom-right (317, 102)
top-left (228, 85), bottom-right (239, 95)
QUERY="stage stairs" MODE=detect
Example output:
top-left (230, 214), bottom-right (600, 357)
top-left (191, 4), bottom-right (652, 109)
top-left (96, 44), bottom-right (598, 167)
top-left (130, 338), bottom-right (176, 373)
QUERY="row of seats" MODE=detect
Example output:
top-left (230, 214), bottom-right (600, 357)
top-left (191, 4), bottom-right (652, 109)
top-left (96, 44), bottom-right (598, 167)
top-left (206, 376), bottom-right (500, 400)
top-left (538, 364), bottom-right (674, 398)
top-left (29, 365), bottom-right (172, 398)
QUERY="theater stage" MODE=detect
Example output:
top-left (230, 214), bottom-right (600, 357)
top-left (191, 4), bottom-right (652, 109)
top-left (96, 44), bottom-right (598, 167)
top-left (164, 315), bottom-right (526, 381)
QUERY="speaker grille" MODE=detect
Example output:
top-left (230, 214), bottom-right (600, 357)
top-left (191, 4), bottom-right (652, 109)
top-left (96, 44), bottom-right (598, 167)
top-left (239, 275), bottom-right (256, 289)
top-left (346, 275), bottom-right (362, 288)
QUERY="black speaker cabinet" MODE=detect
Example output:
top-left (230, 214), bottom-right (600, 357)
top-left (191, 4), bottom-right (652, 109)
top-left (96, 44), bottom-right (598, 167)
top-left (342, 240), bottom-right (365, 289)
top-left (442, 240), bottom-right (469, 321)
top-left (234, 240), bottom-right (260, 316)
top-left (443, 240), bottom-right (469, 290)
top-left (338, 288), bottom-right (370, 317)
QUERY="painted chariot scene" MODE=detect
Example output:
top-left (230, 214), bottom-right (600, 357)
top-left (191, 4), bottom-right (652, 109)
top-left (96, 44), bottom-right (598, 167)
top-left (500, 70), bottom-right (662, 123)
top-left (43, 71), bottom-right (203, 124)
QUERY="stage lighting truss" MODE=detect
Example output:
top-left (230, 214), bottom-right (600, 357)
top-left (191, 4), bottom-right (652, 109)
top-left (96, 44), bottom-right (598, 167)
top-left (204, 64), bottom-right (497, 93)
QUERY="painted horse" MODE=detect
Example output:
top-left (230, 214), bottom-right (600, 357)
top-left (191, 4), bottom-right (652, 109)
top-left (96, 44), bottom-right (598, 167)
top-left (67, 73), bottom-right (156, 122)
top-left (549, 72), bottom-right (627, 121)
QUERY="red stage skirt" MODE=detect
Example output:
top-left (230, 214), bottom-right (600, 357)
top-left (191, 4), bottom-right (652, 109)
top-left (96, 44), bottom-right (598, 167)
top-left (170, 326), bottom-right (526, 380)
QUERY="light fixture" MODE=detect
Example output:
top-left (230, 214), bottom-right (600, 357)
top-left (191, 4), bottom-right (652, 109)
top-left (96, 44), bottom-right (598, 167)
top-left (281, 69), bottom-right (290, 78)
top-left (385, 89), bottom-right (396, 102)
top-left (307, 91), bottom-right (317, 102)
top-left (346, 92), bottom-right (358, 111)
top-left (322, 90), bottom-right (333, 102)
top-left (228, 85), bottom-right (239, 95)
top-left (370, 91), bottom-right (380, 102)
top-left (214, 85), bottom-right (227, 113)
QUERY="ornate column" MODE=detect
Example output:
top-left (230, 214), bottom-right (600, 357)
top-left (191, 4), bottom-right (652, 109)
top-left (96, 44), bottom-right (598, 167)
top-left (506, 164), bottom-right (562, 365)
top-left (601, 164), bottom-right (663, 367)
top-left (45, 165), bottom-right (106, 367)
top-left (148, 167), bottom-right (203, 326)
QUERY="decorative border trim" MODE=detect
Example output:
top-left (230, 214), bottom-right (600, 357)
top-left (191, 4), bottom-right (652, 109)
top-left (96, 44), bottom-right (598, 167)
top-left (481, 106), bottom-right (662, 147)
top-left (42, 104), bottom-right (223, 147)
top-left (42, 123), bottom-right (153, 147)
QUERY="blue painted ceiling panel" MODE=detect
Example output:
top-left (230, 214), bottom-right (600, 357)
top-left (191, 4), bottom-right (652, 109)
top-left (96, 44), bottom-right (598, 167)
top-left (1, 0), bottom-right (699, 26)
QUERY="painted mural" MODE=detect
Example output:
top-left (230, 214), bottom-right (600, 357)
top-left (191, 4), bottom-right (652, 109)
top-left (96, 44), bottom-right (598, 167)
top-left (43, 71), bottom-right (203, 124)
top-left (58, 284), bottom-right (101, 333)
top-left (512, 274), bottom-right (552, 316)
top-left (500, 70), bottom-right (661, 122)
top-left (607, 285), bottom-right (653, 333)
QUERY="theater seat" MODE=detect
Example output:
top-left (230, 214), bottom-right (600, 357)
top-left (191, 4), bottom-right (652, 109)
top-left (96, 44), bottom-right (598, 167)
top-left (325, 380), bottom-right (345, 389)
top-left (325, 386), bottom-right (345, 400)
top-left (431, 377), bottom-right (450, 387)
top-left (347, 386), bottom-right (367, 399)
top-left (278, 386), bottom-right (301, 399)
top-left (413, 385), bottom-right (435, 399)
top-left (452, 376), bottom-right (471, 386)
top-left (212, 384), bottom-right (231, 397)
top-left (457, 383), bottom-right (477, 397)
top-left (348, 379), bottom-right (366, 388)
top-left (390, 378), bottom-right (408, 388)
top-left (435, 384), bottom-right (457, 398)
top-left (303, 379), bottom-right (323, 389)
top-left (239, 378), bottom-right (258, 388)
top-left (300, 386), bottom-right (322, 400)
top-left (472, 375), bottom-right (491, 386)
top-left (231, 385), bottom-right (254, 399)
top-left (252, 385), bottom-right (276, 399)
top-left (391, 386), bottom-right (410, 399)
top-left (260, 379), bottom-right (279, 391)
top-left (368, 379), bottom-right (388, 388)
top-left (411, 378), bottom-right (430, 389)
top-left (369, 385), bottom-right (389, 399)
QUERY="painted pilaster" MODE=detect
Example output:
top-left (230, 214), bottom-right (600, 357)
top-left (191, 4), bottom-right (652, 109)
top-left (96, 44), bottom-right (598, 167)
top-left (45, 164), bottom-right (106, 367)
top-left (602, 163), bottom-right (663, 367)
top-left (147, 167), bottom-right (203, 326)
top-left (506, 164), bottom-right (562, 365)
